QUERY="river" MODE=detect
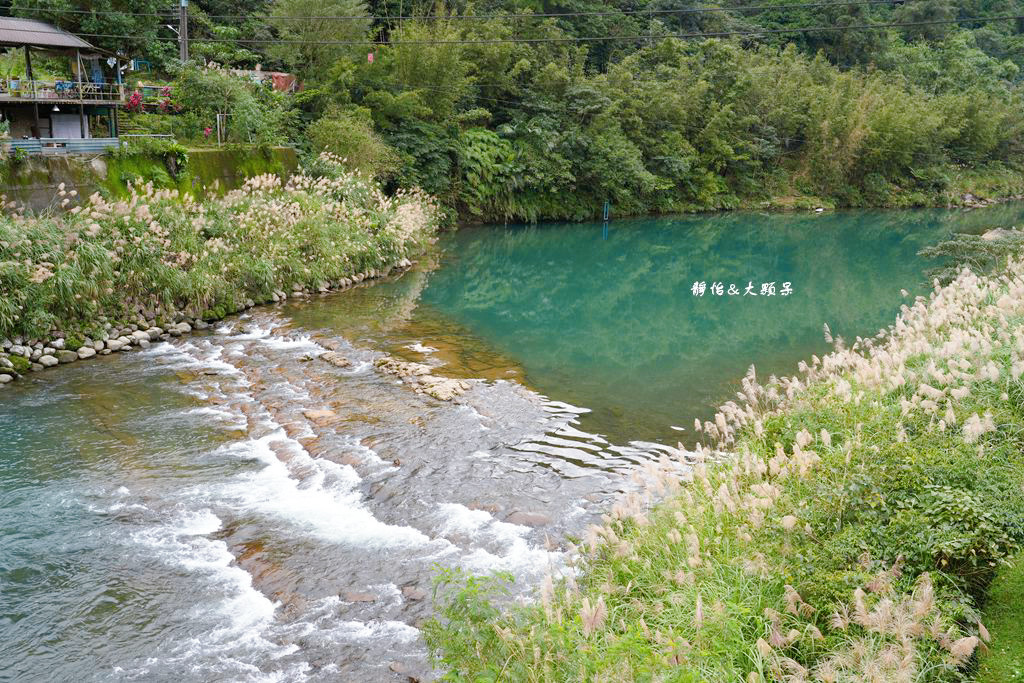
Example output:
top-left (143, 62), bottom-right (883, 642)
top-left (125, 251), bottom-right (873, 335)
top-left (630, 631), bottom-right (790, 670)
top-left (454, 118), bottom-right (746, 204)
top-left (2, 204), bottom-right (1021, 681)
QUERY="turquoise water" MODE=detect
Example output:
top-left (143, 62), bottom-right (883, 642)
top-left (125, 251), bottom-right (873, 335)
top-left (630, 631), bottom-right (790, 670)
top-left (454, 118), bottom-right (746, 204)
top-left (419, 206), bottom-right (1023, 443)
top-left (2, 203), bottom-right (1023, 680)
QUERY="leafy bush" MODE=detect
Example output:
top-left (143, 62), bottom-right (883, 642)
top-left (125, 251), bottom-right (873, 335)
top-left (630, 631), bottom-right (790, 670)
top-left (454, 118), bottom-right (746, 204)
top-left (921, 232), bottom-right (1024, 284)
top-left (115, 136), bottom-right (189, 173)
top-left (305, 109), bottom-right (397, 179)
top-left (173, 66), bottom-right (295, 146)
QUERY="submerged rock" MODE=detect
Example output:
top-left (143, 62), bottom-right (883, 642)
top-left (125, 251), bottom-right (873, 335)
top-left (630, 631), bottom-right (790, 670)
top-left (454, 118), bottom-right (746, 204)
top-left (981, 227), bottom-right (1020, 241)
top-left (342, 591), bottom-right (376, 603)
top-left (506, 511), bottom-right (553, 527)
top-left (302, 409), bottom-right (338, 427)
top-left (372, 354), bottom-right (472, 400)
top-left (401, 585), bottom-right (428, 601)
top-left (319, 351), bottom-right (351, 368)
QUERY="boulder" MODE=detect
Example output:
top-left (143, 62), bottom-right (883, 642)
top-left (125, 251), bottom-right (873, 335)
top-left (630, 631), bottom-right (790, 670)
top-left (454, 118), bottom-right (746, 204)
top-left (39, 355), bottom-right (58, 367)
top-left (57, 350), bottom-right (78, 364)
top-left (77, 347), bottom-right (96, 360)
top-left (418, 377), bottom-right (471, 401)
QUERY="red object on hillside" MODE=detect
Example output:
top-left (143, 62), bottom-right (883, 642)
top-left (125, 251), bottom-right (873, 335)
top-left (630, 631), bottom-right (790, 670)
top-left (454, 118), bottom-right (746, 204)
top-left (269, 72), bottom-right (298, 92)
top-left (123, 89), bottom-right (143, 113)
top-left (367, 52), bottom-right (374, 63)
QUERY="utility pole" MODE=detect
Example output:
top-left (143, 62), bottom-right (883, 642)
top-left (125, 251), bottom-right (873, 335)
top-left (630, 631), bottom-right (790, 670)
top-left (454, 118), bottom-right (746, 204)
top-left (178, 0), bottom-right (189, 63)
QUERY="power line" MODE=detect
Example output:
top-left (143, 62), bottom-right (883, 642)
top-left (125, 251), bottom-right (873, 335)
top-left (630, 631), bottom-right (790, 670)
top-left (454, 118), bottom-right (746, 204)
top-left (0, 4), bottom-right (174, 18)
top-left (0, 10), bottom-right (1015, 47)
top-left (0, 0), bottom-right (918, 22)
top-left (175, 14), bottom-right (1024, 45)
top-left (191, 0), bottom-right (915, 22)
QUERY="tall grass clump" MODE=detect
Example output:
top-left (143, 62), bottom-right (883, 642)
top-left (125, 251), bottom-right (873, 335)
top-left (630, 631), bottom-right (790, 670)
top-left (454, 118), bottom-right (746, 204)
top-left (0, 152), bottom-right (440, 342)
top-left (425, 257), bottom-right (1024, 681)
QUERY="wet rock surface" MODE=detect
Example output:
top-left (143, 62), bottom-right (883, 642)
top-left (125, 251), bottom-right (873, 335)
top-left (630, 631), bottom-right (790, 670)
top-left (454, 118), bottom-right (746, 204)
top-left (120, 307), bottom-right (664, 681)
top-left (0, 265), bottom-right (681, 682)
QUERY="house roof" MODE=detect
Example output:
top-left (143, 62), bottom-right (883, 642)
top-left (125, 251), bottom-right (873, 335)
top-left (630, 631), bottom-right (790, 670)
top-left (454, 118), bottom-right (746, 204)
top-left (0, 17), bottom-right (96, 51)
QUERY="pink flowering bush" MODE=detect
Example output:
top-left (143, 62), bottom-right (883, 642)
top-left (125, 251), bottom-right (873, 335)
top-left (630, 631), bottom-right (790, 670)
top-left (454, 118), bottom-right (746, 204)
top-left (157, 86), bottom-right (181, 114)
top-left (123, 90), bottom-right (143, 113)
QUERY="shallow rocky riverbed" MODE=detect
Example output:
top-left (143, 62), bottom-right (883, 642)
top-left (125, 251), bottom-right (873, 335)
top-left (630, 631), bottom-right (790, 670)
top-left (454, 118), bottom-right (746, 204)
top-left (0, 277), bottom-right (674, 681)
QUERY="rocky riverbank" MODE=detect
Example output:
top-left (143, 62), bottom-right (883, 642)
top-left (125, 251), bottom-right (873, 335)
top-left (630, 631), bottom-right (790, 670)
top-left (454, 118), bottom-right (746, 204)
top-left (0, 259), bottom-right (417, 386)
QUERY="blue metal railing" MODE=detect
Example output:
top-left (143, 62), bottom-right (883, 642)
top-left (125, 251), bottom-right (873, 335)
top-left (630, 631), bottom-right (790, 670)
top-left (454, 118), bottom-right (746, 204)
top-left (4, 137), bottom-right (121, 155)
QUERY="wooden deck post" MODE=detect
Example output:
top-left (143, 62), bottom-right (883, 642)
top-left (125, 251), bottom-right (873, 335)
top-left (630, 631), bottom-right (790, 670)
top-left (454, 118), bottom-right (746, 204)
top-left (113, 56), bottom-right (121, 137)
top-left (76, 49), bottom-right (85, 138)
top-left (25, 46), bottom-right (39, 137)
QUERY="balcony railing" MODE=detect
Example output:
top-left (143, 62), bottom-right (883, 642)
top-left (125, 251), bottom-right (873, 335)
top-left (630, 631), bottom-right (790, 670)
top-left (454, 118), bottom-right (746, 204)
top-left (3, 137), bottom-right (121, 155)
top-left (0, 80), bottom-right (125, 103)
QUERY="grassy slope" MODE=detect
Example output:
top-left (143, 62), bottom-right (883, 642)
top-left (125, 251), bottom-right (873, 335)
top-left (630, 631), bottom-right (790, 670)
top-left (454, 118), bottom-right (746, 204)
top-left (0, 154), bottom-right (439, 343)
top-left (426, 261), bottom-right (1024, 681)
top-left (977, 556), bottom-right (1024, 682)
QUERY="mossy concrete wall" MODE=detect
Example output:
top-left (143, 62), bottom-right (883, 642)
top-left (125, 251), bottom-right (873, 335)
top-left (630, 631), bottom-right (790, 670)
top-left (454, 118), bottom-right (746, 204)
top-left (0, 146), bottom-right (299, 211)
top-left (0, 155), bottom-right (106, 211)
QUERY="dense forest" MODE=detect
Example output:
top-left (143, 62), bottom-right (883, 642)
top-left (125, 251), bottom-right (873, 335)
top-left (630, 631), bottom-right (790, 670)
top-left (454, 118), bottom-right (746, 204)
top-left (8, 0), bottom-right (1024, 220)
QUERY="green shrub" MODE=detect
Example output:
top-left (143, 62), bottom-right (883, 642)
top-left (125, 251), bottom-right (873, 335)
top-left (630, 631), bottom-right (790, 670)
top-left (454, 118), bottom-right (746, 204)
top-left (921, 232), bottom-right (1024, 284)
top-left (174, 66), bottom-right (295, 146)
top-left (305, 109), bottom-right (398, 179)
top-left (7, 354), bottom-right (29, 373)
